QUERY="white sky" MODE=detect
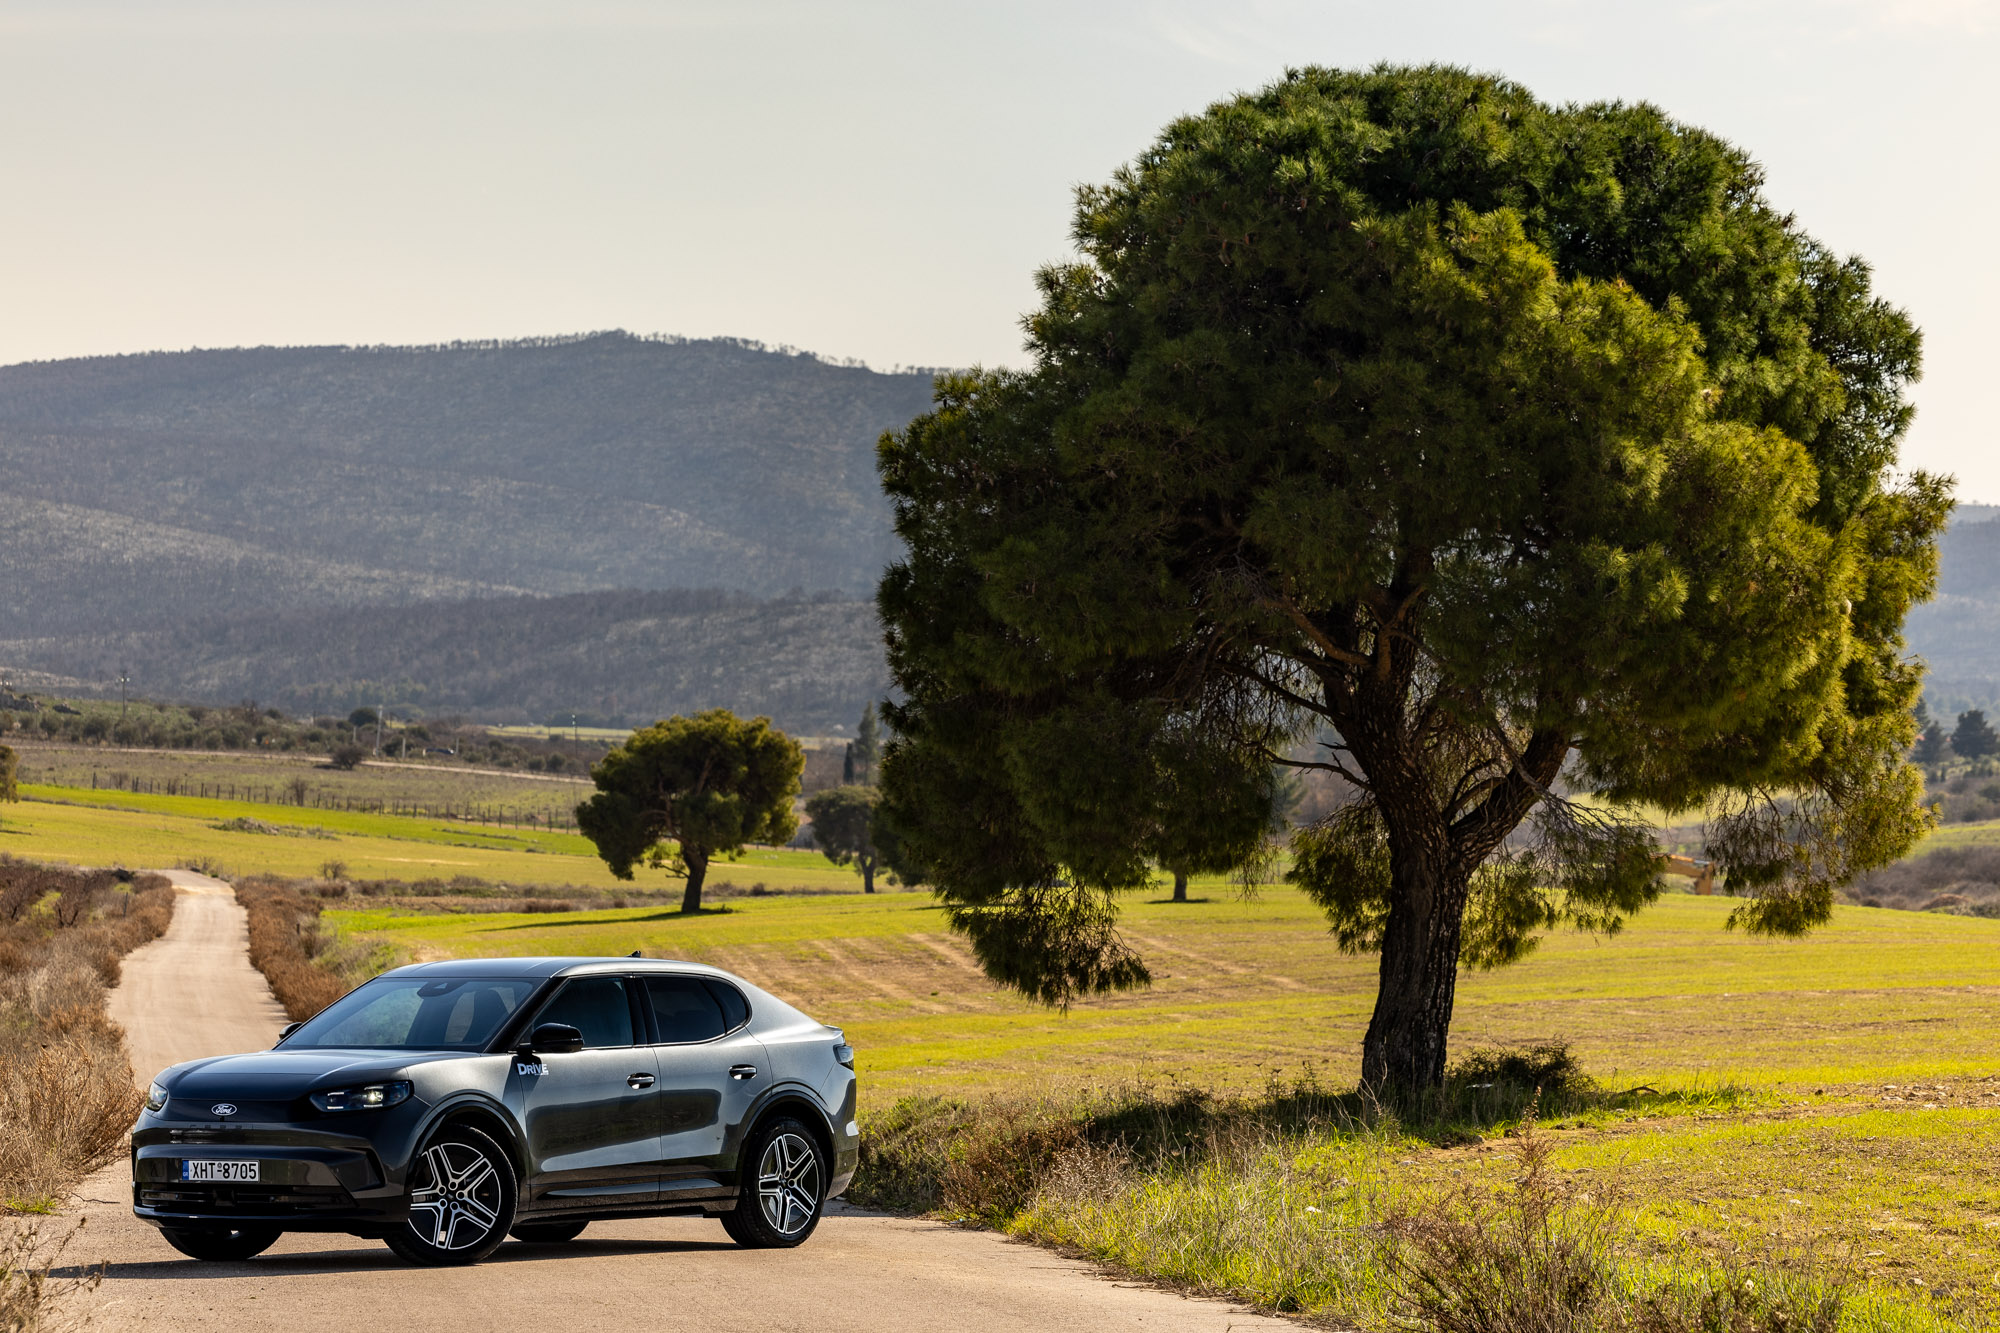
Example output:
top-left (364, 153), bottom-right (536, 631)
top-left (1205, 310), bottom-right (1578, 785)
top-left (1, 0), bottom-right (1993, 497)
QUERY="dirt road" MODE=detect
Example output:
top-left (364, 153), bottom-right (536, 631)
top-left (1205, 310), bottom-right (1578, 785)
top-left (66, 872), bottom-right (1294, 1332)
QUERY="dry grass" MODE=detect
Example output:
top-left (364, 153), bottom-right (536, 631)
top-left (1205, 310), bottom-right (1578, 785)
top-left (234, 875), bottom-right (398, 1020)
top-left (0, 1219), bottom-right (104, 1332)
top-left (1376, 1110), bottom-right (1846, 1333)
top-left (0, 860), bottom-right (175, 1214)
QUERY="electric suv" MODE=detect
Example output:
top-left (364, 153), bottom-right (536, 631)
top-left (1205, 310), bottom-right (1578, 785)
top-left (130, 957), bottom-right (859, 1265)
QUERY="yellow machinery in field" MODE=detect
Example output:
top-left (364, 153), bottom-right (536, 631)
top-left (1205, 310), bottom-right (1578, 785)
top-left (1660, 854), bottom-right (1717, 895)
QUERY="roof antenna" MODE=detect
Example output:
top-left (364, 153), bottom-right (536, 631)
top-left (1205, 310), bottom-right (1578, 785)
top-left (628, 950), bottom-right (643, 958)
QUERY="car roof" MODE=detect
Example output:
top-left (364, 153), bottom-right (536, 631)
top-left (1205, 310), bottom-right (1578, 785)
top-left (380, 957), bottom-right (734, 982)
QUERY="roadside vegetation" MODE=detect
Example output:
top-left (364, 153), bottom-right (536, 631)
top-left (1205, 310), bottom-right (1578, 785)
top-left (854, 1063), bottom-right (1965, 1330)
top-left (0, 858), bottom-right (173, 1211)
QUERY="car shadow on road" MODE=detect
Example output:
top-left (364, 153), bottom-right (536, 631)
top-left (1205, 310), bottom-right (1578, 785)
top-left (63, 1236), bottom-right (740, 1281)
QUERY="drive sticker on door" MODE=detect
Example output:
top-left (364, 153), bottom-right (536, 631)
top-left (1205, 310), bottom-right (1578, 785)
top-left (516, 1061), bottom-right (548, 1076)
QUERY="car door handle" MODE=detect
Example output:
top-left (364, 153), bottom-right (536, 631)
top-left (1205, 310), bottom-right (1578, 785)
top-left (729, 1065), bottom-right (757, 1081)
top-left (627, 1073), bottom-right (655, 1089)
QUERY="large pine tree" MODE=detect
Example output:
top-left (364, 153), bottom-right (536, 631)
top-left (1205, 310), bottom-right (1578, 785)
top-left (876, 65), bottom-right (1947, 1093)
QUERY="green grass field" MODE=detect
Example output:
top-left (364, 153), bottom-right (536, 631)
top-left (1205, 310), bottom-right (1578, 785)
top-left (325, 888), bottom-right (2000, 1102)
top-left (2, 783), bottom-right (858, 891)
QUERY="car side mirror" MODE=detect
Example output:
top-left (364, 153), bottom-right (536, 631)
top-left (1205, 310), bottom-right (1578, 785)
top-left (278, 1022), bottom-right (302, 1041)
top-left (524, 1023), bottom-right (584, 1055)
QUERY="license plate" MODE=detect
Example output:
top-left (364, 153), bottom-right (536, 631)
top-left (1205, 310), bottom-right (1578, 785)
top-left (181, 1159), bottom-right (259, 1183)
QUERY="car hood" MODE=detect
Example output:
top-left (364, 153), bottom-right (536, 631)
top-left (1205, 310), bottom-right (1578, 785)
top-left (162, 1048), bottom-right (469, 1098)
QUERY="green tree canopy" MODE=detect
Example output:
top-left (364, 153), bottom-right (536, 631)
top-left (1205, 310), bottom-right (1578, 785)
top-left (576, 709), bottom-right (803, 913)
top-left (1953, 710), bottom-right (1998, 761)
top-left (1913, 721), bottom-right (1949, 766)
top-left (844, 703), bottom-right (882, 785)
top-left (876, 64), bottom-right (1947, 1093)
top-left (0, 743), bottom-right (16, 807)
top-left (804, 784), bottom-right (885, 893)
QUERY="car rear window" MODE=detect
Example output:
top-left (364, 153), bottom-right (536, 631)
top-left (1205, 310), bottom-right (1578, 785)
top-left (645, 976), bottom-right (724, 1043)
top-left (705, 979), bottom-right (750, 1033)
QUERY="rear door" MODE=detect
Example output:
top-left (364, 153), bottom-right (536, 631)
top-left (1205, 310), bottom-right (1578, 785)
top-left (642, 975), bottom-right (767, 1202)
top-left (512, 975), bottom-right (661, 1207)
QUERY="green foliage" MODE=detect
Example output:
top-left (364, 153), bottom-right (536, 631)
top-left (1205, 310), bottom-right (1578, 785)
top-left (804, 784), bottom-right (883, 892)
top-left (576, 709), bottom-right (804, 912)
top-left (877, 64), bottom-right (1944, 1088)
top-left (1952, 710), bottom-right (1998, 760)
top-left (0, 746), bottom-right (15, 805)
top-left (843, 703), bottom-right (881, 785)
top-left (1913, 721), bottom-right (1949, 765)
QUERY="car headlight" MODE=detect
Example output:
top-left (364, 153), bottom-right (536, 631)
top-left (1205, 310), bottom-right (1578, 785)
top-left (310, 1081), bottom-right (413, 1112)
top-left (144, 1081), bottom-right (168, 1113)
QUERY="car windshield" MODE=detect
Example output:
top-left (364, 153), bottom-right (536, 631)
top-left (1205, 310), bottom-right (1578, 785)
top-left (286, 977), bottom-right (542, 1051)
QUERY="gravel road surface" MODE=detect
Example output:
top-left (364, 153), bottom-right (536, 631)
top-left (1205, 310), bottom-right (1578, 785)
top-left (63, 871), bottom-right (1295, 1332)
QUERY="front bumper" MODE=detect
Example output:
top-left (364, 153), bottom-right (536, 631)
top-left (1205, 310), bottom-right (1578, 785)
top-left (132, 1114), bottom-right (420, 1234)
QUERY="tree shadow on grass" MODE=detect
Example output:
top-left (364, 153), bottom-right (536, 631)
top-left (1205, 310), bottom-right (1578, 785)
top-left (483, 906), bottom-right (735, 931)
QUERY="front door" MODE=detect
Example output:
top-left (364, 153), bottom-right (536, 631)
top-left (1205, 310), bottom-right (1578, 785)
top-left (513, 975), bottom-right (661, 1207)
top-left (642, 975), bottom-right (768, 1201)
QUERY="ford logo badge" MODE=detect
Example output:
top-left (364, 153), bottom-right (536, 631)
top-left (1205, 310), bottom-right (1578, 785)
top-left (210, 1103), bottom-right (237, 1118)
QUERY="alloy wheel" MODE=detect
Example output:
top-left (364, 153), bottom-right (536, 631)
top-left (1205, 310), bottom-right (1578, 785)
top-left (408, 1139), bottom-right (505, 1251)
top-left (756, 1131), bottom-right (820, 1237)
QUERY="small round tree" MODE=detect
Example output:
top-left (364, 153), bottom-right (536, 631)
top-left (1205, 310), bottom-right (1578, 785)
top-left (576, 709), bottom-right (803, 913)
top-left (877, 65), bottom-right (1948, 1093)
top-left (804, 785), bottom-right (885, 893)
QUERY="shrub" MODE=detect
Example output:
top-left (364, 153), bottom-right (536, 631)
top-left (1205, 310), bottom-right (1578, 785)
top-left (0, 863), bottom-right (174, 1216)
top-left (234, 878), bottom-right (351, 1020)
top-left (1377, 1109), bottom-right (1844, 1333)
top-left (235, 876), bottom-right (400, 1020)
top-left (0, 1219), bottom-right (104, 1330)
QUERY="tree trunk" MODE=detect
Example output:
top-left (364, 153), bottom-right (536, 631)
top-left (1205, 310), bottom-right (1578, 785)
top-left (861, 854), bottom-right (876, 894)
top-left (1359, 840), bottom-right (1469, 1097)
top-left (1172, 870), bottom-right (1188, 903)
top-left (681, 850), bottom-right (708, 913)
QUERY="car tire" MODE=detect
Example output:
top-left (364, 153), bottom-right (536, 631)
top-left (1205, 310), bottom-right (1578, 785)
top-left (158, 1225), bottom-right (281, 1262)
top-left (510, 1219), bottom-right (588, 1244)
top-left (721, 1116), bottom-right (825, 1248)
top-left (385, 1125), bottom-right (518, 1267)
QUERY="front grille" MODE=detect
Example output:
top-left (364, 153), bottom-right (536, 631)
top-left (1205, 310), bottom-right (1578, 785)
top-left (138, 1184), bottom-right (354, 1216)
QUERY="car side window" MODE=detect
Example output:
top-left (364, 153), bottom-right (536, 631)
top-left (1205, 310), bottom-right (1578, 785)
top-left (645, 976), bottom-right (726, 1044)
top-left (535, 977), bottom-right (634, 1049)
top-left (704, 980), bottom-right (750, 1033)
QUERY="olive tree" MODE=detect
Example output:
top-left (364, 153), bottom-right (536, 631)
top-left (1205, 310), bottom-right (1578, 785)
top-left (876, 65), bottom-right (1947, 1093)
top-left (576, 709), bottom-right (803, 912)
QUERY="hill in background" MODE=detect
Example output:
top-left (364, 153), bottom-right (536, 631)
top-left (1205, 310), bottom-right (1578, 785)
top-left (0, 332), bottom-right (934, 635)
top-left (0, 333), bottom-right (930, 730)
top-left (1909, 503), bottom-right (2000, 718)
top-left (4, 588), bottom-right (884, 736)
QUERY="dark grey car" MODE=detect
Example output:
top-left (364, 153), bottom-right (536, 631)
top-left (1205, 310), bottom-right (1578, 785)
top-left (130, 957), bottom-right (859, 1265)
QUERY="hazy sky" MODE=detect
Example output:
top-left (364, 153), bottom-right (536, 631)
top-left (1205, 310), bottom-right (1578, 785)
top-left (2, 0), bottom-right (1993, 497)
